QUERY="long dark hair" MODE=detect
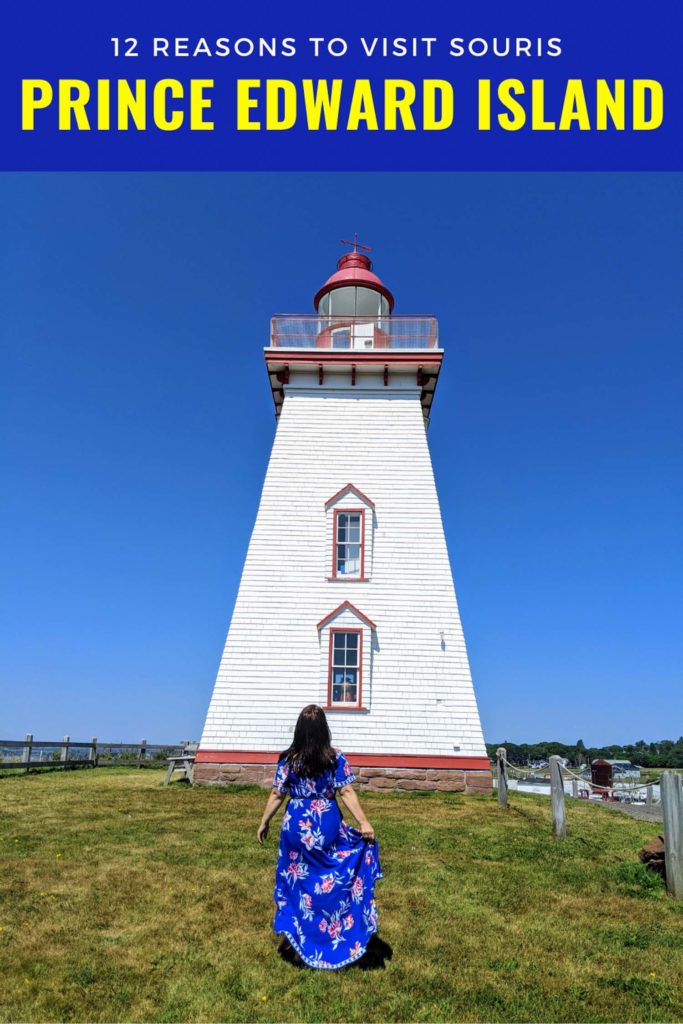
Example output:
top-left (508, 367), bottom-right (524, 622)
top-left (280, 704), bottom-right (336, 778)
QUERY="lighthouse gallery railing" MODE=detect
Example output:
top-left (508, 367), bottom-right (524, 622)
top-left (269, 315), bottom-right (439, 350)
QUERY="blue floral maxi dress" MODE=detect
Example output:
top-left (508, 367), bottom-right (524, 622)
top-left (272, 751), bottom-right (383, 970)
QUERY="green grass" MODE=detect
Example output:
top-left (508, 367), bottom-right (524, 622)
top-left (641, 767), bottom-right (683, 783)
top-left (1, 768), bottom-right (682, 1023)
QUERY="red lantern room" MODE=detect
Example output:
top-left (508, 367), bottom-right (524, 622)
top-left (313, 236), bottom-right (395, 317)
top-left (313, 236), bottom-right (394, 350)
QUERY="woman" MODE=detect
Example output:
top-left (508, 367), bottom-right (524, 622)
top-left (257, 704), bottom-right (383, 970)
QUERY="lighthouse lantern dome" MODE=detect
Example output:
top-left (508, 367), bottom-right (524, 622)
top-left (314, 238), bottom-right (395, 316)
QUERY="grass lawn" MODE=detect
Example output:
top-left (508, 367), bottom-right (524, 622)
top-left (641, 767), bottom-right (683, 783)
top-left (1, 768), bottom-right (682, 1023)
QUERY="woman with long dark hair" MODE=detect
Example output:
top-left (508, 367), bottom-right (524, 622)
top-left (257, 704), bottom-right (383, 969)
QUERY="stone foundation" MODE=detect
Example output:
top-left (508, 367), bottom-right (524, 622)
top-left (355, 766), bottom-right (492, 794)
top-left (193, 763), bottom-right (276, 788)
top-left (193, 761), bottom-right (492, 795)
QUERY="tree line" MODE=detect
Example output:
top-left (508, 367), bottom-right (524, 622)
top-left (485, 737), bottom-right (683, 768)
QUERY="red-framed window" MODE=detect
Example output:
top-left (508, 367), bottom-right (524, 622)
top-left (327, 628), bottom-right (363, 708)
top-left (332, 508), bottom-right (365, 579)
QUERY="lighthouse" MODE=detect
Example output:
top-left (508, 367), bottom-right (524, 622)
top-left (195, 241), bottom-right (492, 794)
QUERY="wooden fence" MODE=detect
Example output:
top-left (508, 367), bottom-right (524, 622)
top-left (0, 735), bottom-right (193, 771)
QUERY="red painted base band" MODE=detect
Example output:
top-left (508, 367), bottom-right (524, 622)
top-left (195, 749), bottom-right (491, 771)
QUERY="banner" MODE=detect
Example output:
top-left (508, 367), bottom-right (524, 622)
top-left (2, 0), bottom-right (681, 170)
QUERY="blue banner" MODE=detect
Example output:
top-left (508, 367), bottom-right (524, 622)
top-left (1, 0), bottom-right (681, 169)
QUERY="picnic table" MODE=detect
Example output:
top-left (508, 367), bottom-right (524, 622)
top-left (164, 743), bottom-right (198, 785)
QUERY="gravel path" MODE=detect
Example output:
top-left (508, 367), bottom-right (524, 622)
top-left (597, 801), bottom-right (663, 824)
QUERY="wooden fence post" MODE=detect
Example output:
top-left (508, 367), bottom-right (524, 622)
top-left (60, 735), bottom-right (70, 765)
top-left (549, 756), bottom-right (567, 839)
top-left (646, 784), bottom-right (653, 809)
top-left (22, 733), bottom-right (33, 773)
top-left (91, 737), bottom-right (98, 768)
top-left (496, 747), bottom-right (508, 808)
top-left (661, 771), bottom-right (683, 899)
top-left (571, 779), bottom-right (579, 798)
top-left (138, 738), bottom-right (147, 767)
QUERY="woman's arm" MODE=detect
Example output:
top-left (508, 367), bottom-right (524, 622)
top-left (257, 789), bottom-right (287, 844)
top-left (338, 784), bottom-right (375, 841)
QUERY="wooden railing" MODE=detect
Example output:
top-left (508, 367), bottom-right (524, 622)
top-left (0, 735), bottom-right (196, 771)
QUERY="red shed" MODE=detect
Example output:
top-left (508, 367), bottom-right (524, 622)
top-left (591, 758), bottom-right (613, 789)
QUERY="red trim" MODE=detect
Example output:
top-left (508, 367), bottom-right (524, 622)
top-left (195, 749), bottom-right (492, 771)
top-left (342, 754), bottom-right (491, 770)
top-left (274, 312), bottom-right (437, 320)
top-left (332, 507), bottom-right (366, 580)
top-left (266, 351), bottom-right (443, 368)
top-left (196, 750), bottom-right (283, 764)
top-left (322, 706), bottom-right (369, 712)
top-left (316, 600), bottom-right (377, 632)
top-left (327, 628), bottom-right (363, 709)
top-left (327, 577), bottom-right (369, 583)
top-left (325, 483), bottom-right (375, 510)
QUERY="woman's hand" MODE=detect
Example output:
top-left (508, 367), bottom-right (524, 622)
top-left (257, 788), bottom-right (286, 844)
top-left (338, 784), bottom-right (376, 842)
top-left (359, 819), bottom-right (375, 842)
top-left (257, 821), bottom-right (269, 844)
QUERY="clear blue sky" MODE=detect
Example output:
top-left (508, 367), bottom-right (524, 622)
top-left (2, 172), bottom-right (681, 747)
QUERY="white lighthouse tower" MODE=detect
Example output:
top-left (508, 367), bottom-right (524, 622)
top-left (195, 240), bottom-right (491, 794)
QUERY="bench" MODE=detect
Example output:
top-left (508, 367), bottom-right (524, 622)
top-left (164, 743), bottom-right (198, 785)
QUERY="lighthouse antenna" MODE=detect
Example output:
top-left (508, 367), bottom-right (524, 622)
top-left (340, 233), bottom-right (372, 255)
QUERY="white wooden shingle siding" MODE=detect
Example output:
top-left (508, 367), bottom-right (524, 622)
top-left (200, 374), bottom-right (487, 759)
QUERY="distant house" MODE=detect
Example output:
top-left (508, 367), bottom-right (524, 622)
top-left (605, 759), bottom-right (641, 778)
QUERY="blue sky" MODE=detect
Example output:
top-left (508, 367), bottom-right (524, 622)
top-left (2, 172), bottom-right (681, 746)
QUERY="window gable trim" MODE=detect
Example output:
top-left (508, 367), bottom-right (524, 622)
top-left (324, 483), bottom-right (376, 511)
top-left (316, 600), bottom-right (377, 632)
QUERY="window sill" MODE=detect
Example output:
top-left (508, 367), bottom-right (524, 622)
top-left (326, 577), bottom-right (370, 583)
top-left (323, 705), bottom-right (370, 713)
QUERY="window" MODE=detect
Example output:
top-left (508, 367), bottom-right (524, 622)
top-left (317, 601), bottom-right (375, 711)
top-left (331, 327), bottom-right (351, 349)
top-left (318, 287), bottom-right (390, 318)
top-left (325, 485), bottom-right (374, 582)
top-left (334, 509), bottom-right (364, 578)
top-left (329, 630), bottom-right (362, 706)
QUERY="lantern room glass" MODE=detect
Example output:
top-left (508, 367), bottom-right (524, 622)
top-left (318, 286), bottom-right (389, 318)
